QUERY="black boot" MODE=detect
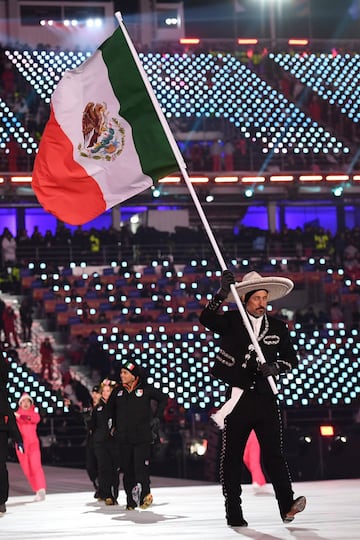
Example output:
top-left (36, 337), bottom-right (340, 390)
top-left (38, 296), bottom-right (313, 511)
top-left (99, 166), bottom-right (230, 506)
top-left (225, 500), bottom-right (248, 527)
top-left (93, 481), bottom-right (99, 499)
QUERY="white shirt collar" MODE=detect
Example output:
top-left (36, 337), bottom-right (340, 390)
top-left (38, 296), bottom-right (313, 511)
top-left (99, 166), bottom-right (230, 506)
top-left (247, 312), bottom-right (264, 338)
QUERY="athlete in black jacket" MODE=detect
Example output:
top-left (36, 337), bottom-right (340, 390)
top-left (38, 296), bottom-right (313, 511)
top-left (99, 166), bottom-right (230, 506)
top-left (89, 379), bottom-right (118, 505)
top-left (109, 360), bottom-right (167, 510)
top-left (1, 352), bottom-right (24, 514)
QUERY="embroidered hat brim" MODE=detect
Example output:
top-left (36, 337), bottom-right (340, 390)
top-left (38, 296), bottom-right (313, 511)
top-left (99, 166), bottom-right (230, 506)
top-left (226, 271), bottom-right (294, 303)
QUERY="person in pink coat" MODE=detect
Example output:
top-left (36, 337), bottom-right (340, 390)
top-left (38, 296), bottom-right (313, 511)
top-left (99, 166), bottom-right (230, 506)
top-left (15, 393), bottom-right (46, 501)
top-left (243, 430), bottom-right (267, 493)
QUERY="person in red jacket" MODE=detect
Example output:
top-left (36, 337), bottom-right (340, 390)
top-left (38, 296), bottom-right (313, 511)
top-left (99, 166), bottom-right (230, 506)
top-left (15, 393), bottom-right (46, 502)
top-left (243, 430), bottom-right (267, 493)
top-left (39, 337), bottom-right (54, 380)
top-left (2, 304), bottom-right (20, 348)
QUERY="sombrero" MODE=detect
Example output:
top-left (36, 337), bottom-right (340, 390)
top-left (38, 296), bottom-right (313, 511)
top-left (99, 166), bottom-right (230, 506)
top-left (226, 271), bottom-right (294, 303)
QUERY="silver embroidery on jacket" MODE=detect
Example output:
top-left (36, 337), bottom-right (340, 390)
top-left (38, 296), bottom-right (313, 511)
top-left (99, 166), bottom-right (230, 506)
top-left (263, 335), bottom-right (280, 345)
top-left (216, 348), bottom-right (236, 367)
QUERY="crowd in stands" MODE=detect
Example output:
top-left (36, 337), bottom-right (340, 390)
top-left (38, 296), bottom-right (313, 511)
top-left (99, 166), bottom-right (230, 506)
top-left (0, 46), bottom-right (46, 172)
top-left (1, 221), bottom-right (360, 468)
top-left (2, 217), bottom-right (360, 328)
top-left (2, 42), bottom-right (359, 176)
top-left (2, 222), bottom-right (360, 274)
top-left (5, 218), bottom-right (359, 348)
top-left (1, 238), bottom-right (358, 420)
top-left (3, 37), bottom-right (360, 475)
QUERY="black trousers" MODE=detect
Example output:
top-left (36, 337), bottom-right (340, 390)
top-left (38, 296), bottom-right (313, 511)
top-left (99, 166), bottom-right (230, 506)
top-left (220, 390), bottom-right (294, 518)
top-left (93, 438), bottom-right (119, 501)
top-left (120, 441), bottom-right (151, 507)
top-left (85, 436), bottom-right (98, 489)
top-left (0, 431), bottom-right (9, 505)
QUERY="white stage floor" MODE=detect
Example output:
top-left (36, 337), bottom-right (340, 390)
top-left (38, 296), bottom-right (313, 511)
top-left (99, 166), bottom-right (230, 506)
top-left (2, 462), bottom-right (360, 539)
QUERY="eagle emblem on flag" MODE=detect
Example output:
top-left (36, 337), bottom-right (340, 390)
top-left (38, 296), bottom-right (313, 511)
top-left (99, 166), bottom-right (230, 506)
top-left (79, 101), bottom-right (125, 161)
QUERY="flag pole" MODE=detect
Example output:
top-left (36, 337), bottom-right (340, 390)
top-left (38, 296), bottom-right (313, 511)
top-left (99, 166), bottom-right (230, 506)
top-left (115, 12), bottom-right (278, 395)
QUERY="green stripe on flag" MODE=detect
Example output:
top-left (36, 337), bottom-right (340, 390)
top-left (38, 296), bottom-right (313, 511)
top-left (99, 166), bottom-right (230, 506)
top-left (100, 27), bottom-right (178, 182)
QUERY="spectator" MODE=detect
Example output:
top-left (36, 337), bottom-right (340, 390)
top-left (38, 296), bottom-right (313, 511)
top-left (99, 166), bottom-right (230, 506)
top-left (190, 143), bottom-right (204, 171)
top-left (89, 228), bottom-right (101, 262)
top-left (39, 337), bottom-right (54, 380)
top-left (1, 62), bottom-right (15, 96)
top-left (68, 334), bottom-right (85, 365)
top-left (224, 140), bottom-right (235, 171)
top-left (302, 306), bottom-right (319, 331)
top-left (83, 331), bottom-right (111, 380)
top-left (330, 302), bottom-right (343, 324)
top-left (0, 297), bottom-right (5, 343)
top-left (210, 139), bottom-right (222, 171)
top-left (19, 296), bottom-right (33, 342)
top-left (1, 228), bottom-right (16, 268)
top-left (2, 304), bottom-right (20, 348)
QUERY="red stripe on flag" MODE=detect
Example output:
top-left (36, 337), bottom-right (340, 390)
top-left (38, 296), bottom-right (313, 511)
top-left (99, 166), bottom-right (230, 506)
top-left (32, 108), bottom-right (106, 225)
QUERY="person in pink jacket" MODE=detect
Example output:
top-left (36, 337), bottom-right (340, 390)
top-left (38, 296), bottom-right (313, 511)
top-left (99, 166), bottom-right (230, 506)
top-left (15, 393), bottom-right (46, 501)
top-left (243, 430), bottom-right (267, 493)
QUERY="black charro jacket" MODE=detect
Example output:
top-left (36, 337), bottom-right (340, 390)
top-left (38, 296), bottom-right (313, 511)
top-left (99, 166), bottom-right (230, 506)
top-left (199, 305), bottom-right (298, 395)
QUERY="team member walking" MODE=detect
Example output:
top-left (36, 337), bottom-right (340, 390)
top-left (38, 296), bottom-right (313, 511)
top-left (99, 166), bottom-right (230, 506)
top-left (84, 384), bottom-right (101, 499)
top-left (110, 360), bottom-right (167, 510)
top-left (89, 379), bottom-right (119, 505)
top-left (0, 355), bottom-right (24, 514)
top-left (199, 270), bottom-right (306, 527)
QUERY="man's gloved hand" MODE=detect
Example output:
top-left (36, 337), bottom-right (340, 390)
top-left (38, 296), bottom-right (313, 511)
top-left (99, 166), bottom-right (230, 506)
top-left (150, 417), bottom-right (161, 445)
top-left (217, 270), bottom-right (235, 300)
top-left (259, 362), bottom-right (279, 378)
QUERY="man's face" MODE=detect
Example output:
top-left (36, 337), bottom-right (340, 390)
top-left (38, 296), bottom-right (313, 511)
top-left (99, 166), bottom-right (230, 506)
top-left (91, 390), bottom-right (101, 405)
top-left (245, 289), bottom-right (268, 318)
top-left (120, 368), bottom-right (135, 385)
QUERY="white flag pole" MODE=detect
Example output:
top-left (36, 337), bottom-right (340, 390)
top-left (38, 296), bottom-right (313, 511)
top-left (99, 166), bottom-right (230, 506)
top-left (115, 12), bottom-right (278, 395)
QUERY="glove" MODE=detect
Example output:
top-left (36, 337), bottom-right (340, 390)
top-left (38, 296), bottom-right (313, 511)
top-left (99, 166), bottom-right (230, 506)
top-left (16, 442), bottom-right (25, 454)
top-left (259, 362), bottom-right (279, 378)
top-left (150, 417), bottom-right (161, 445)
top-left (216, 270), bottom-right (235, 300)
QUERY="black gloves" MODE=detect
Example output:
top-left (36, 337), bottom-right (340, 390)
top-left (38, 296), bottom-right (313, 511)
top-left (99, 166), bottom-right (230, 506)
top-left (150, 417), bottom-right (161, 445)
top-left (217, 269), bottom-right (235, 300)
top-left (259, 362), bottom-right (279, 378)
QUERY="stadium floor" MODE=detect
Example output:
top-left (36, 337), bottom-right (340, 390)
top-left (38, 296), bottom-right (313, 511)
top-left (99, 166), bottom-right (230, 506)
top-left (3, 462), bottom-right (360, 539)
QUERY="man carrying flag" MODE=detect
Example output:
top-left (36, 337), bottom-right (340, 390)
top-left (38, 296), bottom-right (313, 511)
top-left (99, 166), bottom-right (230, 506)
top-left (199, 270), bottom-right (306, 528)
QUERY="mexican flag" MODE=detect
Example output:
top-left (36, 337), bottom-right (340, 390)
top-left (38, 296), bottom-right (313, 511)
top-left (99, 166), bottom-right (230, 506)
top-left (32, 23), bottom-right (179, 225)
